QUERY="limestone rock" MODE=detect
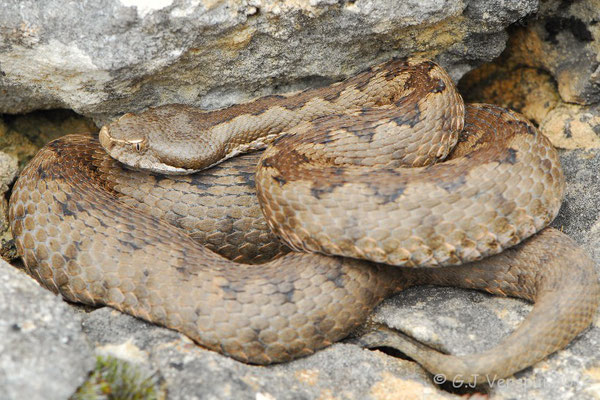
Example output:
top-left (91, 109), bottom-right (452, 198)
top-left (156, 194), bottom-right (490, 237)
top-left (0, 151), bottom-right (17, 194)
top-left (0, 0), bottom-right (538, 124)
top-left (464, 0), bottom-right (600, 106)
top-left (459, 25), bottom-right (600, 150)
top-left (0, 150), bottom-right (18, 246)
top-left (0, 259), bottom-right (94, 400)
top-left (525, 0), bottom-right (600, 105)
top-left (81, 308), bottom-right (457, 400)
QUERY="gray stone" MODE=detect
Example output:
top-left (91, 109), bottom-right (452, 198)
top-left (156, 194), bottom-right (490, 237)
top-left (0, 259), bottom-right (94, 400)
top-left (510, 0), bottom-right (600, 105)
top-left (81, 308), bottom-right (457, 400)
top-left (0, 151), bottom-right (18, 194)
top-left (0, 0), bottom-right (537, 124)
top-left (0, 151), bottom-right (18, 242)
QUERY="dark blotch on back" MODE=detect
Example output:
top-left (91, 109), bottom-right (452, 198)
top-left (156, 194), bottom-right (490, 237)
top-left (59, 201), bottom-right (76, 217)
top-left (502, 148), bottom-right (518, 165)
top-left (261, 158), bottom-right (274, 169)
top-left (437, 174), bottom-right (467, 193)
top-left (507, 119), bottom-right (537, 136)
top-left (272, 175), bottom-right (287, 186)
top-left (282, 287), bottom-right (296, 302)
top-left (310, 180), bottom-right (346, 199)
top-left (316, 132), bottom-right (335, 145)
top-left (117, 238), bottom-right (142, 251)
top-left (369, 182), bottom-right (406, 204)
top-left (392, 103), bottom-right (421, 128)
top-left (431, 78), bottom-right (446, 93)
top-left (323, 91), bottom-right (342, 102)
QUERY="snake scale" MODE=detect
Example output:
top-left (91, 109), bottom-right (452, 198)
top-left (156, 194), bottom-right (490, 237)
top-left (9, 58), bottom-right (600, 384)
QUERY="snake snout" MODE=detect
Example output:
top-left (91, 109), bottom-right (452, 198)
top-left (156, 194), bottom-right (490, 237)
top-left (99, 126), bottom-right (114, 152)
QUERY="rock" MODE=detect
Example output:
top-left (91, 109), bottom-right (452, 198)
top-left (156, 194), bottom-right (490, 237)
top-left (0, 259), bottom-right (94, 400)
top-left (0, 0), bottom-right (537, 124)
top-left (0, 110), bottom-right (97, 171)
top-left (0, 128), bottom-right (19, 254)
top-left (523, 0), bottom-right (600, 105)
top-left (540, 104), bottom-right (600, 150)
top-left (459, 26), bottom-right (600, 150)
top-left (463, 0), bottom-right (600, 106)
top-left (554, 149), bottom-right (600, 260)
top-left (0, 151), bottom-right (18, 194)
top-left (460, 64), bottom-right (559, 126)
top-left (81, 308), bottom-right (457, 400)
top-left (0, 150), bottom-right (18, 246)
top-left (0, 118), bottom-right (39, 171)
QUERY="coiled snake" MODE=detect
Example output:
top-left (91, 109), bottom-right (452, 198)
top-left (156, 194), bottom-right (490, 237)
top-left (9, 58), bottom-right (600, 384)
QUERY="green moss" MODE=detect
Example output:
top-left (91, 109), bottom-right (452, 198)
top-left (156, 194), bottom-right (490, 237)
top-left (71, 356), bottom-right (165, 400)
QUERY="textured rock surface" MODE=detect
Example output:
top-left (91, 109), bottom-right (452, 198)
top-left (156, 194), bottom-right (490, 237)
top-left (514, 0), bottom-right (600, 105)
top-left (0, 148), bottom-right (18, 244)
top-left (459, 0), bottom-right (600, 151)
top-left (0, 0), bottom-right (537, 124)
top-left (0, 259), bottom-right (94, 400)
top-left (82, 308), bottom-right (456, 400)
top-left (460, 27), bottom-right (600, 150)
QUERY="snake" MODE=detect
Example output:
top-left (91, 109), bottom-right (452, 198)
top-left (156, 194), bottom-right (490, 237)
top-left (8, 58), bottom-right (600, 384)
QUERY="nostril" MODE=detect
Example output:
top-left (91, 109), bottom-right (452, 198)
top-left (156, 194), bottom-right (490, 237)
top-left (99, 126), bottom-right (113, 150)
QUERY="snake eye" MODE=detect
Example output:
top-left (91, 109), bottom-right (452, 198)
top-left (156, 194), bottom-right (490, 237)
top-left (130, 139), bottom-right (145, 153)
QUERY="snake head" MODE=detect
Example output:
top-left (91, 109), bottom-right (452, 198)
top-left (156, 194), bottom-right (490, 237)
top-left (99, 105), bottom-right (217, 175)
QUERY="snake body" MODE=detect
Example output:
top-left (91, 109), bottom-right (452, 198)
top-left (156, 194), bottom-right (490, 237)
top-left (9, 59), bottom-right (600, 382)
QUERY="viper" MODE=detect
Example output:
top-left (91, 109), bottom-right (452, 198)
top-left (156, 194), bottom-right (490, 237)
top-left (9, 58), bottom-right (599, 384)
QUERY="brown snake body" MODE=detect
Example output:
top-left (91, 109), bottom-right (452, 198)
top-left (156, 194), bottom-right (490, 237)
top-left (9, 59), bottom-right (600, 383)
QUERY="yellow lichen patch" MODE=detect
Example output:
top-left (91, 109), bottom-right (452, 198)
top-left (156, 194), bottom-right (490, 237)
top-left (461, 65), bottom-right (559, 126)
top-left (503, 27), bottom-right (546, 70)
top-left (217, 25), bottom-right (257, 53)
top-left (540, 104), bottom-right (600, 150)
top-left (295, 368), bottom-right (320, 386)
top-left (389, 16), bottom-right (467, 62)
top-left (370, 372), bottom-right (450, 400)
top-left (0, 118), bottom-right (38, 169)
top-left (0, 109), bottom-right (97, 169)
top-left (460, 24), bottom-right (600, 150)
top-left (583, 366), bottom-right (600, 395)
top-left (585, 366), bottom-right (600, 381)
top-left (416, 17), bottom-right (466, 57)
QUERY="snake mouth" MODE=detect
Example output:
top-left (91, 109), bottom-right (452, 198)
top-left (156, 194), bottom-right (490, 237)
top-left (133, 160), bottom-right (196, 175)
